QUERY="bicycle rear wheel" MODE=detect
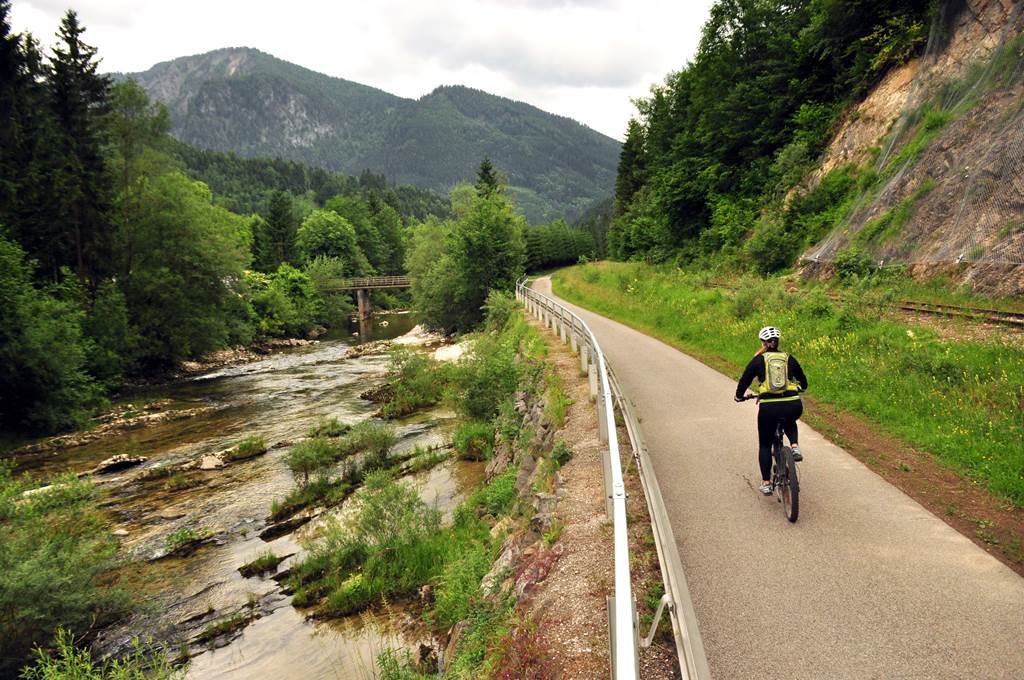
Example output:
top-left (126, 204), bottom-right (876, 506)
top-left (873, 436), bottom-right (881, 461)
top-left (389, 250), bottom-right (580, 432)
top-left (780, 447), bottom-right (799, 523)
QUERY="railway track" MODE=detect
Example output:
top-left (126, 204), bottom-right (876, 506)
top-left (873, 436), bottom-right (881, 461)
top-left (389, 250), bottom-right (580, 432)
top-left (710, 283), bottom-right (1024, 329)
top-left (897, 299), bottom-right (1024, 328)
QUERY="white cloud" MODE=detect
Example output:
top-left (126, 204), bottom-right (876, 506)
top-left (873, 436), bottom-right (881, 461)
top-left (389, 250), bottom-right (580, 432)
top-left (9, 0), bottom-right (713, 139)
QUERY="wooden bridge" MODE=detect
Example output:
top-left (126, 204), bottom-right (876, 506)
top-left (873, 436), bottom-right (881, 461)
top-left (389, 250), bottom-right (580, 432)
top-left (321, 276), bottom-right (411, 318)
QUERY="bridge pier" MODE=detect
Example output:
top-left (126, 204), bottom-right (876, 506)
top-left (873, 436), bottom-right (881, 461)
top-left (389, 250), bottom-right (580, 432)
top-left (356, 288), bottom-right (372, 320)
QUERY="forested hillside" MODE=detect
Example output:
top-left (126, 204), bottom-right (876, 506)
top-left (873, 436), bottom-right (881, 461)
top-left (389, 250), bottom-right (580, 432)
top-left (123, 48), bottom-right (620, 223)
top-left (610, 0), bottom-right (1024, 292)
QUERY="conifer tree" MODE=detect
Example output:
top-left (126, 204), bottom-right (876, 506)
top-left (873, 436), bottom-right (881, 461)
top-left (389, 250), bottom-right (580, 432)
top-left (255, 190), bottom-right (298, 270)
top-left (48, 10), bottom-right (113, 289)
top-left (613, 119), bottom-right (647, 217)
top-left (475, 157), bottom-right (500, 197)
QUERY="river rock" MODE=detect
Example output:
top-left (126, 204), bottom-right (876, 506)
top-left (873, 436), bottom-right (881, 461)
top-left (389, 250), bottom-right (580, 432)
top-left (259, 513), bottom-right (315, 541)
top-left (199, 455), bottom-right (225, 470)
top-left (90, 454), bottom-right (148, 475)
top-left (485, 436), bottom-right (512, 480)
top-left (112, 528), bottom-right (130, 537)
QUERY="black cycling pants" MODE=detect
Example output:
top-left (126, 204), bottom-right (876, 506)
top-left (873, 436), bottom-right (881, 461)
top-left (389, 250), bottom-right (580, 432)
top-left (757, 400), bottom-right (803, 481)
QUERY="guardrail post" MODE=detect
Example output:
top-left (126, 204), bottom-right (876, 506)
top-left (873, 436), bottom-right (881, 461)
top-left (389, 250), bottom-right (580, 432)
top-left (588, 360), bottom-right (598, 401)
top-left (559, 316), bottom-right (568, 344)
top-left (597, 391), bottom-right (609, 444)
top-left (580, 344), bottom-right (589, 375)
top-left (570, 330), bottom-right (578, 354)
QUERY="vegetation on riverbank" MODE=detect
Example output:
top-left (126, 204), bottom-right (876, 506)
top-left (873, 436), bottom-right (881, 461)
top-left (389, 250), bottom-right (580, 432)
top-left (20, 628), bottom-right (185, 680)
top-left (283, 295), bottom-right (571, 676)
top-left (0, 467), bottom-right (132, 676)
top-left (271, 422), bottom-right (401, 521)
top-left (553, 262), bottom-right (1024, 506)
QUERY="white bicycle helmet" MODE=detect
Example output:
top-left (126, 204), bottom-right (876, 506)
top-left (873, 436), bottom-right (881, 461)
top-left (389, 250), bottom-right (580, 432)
top-left (758, 326), bottom-right (781, 341)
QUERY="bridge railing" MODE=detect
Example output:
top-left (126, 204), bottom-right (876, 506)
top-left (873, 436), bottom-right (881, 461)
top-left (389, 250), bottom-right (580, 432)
top-left (324, 275), bottom-right (411, 290)
top-left (516, 277), bottom-right (710, 680)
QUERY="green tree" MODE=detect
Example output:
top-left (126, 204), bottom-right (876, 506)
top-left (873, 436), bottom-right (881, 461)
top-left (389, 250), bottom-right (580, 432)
top-left (295, 208), bottom-right (370, 274)
top-left (247, 264), bottom-right (321, 338)
top-left (475, 157), bottom-right (501, 197)
top-left (409, 180), bottom-right (526, 333)
top-left (0, 233), bottom-right (102, 432)
top-left (120, 172), bottom-right (250, 365)
top-left (0, 13), bottom-right (66, 282)
top-left (324, 194), bottom-right (387, 272)
top-left (48, 10), bottom-right (113, 290)
top-left (368, 192), bottom-right (405, 274)
top-left (255, 190), bottom-right (298, 271)
top-left (614, 119), bottom-right (647, 216)
top-left (406, 218), bottom-right (461, 332)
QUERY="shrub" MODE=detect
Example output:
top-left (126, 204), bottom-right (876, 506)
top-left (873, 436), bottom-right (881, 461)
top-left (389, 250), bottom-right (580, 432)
top-left (229, 435), bottom-right (267, 460)
top-left (0, 468), bottom-right (131, 677)
top-left (307, 417), bottom-right (349, 438)
top-left (834, 248), bottom-right (873, 281)
top-left (165, 527), bottom-right (209, 553)
top-left (431, 537), bottom-right (494, 629)
top-left (456, 468), bottom-right (518, 524)
top-left (451, 333), bottom-right (521, 421)
top-left (338, 421), bottom-right (398, 458)
top-left (285, 438), bottom-right (335, 486)
top-left (379, 348), bottom-right (449, 418)
top-left (239, 551), bottom-right (284, 578)
top-left (21, 628), bottom-right (185, 680)
top-left (482, 290), bottom-right (519, 332)
top-left (551, 440), bottom-right (573, 467)
top-left (377, 649), bottom-right (432, 680)
top-left (493, 621), bottom-right (559, 680)
top-left (453, 421), bottom-right (495, 461)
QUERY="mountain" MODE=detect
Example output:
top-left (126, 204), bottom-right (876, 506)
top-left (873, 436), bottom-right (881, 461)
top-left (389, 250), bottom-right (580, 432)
top-left (121, 48), bottom-right (620, 222)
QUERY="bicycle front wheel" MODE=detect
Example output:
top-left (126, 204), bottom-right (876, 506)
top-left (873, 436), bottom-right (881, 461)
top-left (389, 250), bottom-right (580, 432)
top-left (780, 447), bottom-right (799, 523)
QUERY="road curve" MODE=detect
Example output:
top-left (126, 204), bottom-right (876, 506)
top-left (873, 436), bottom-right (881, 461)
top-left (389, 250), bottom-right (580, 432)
top-left (532, 277), bottom-right (1024, 680)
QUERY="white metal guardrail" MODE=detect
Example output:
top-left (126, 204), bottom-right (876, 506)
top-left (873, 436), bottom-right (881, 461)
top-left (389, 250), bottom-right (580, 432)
top-left (516, 277), bottom-right (711, 680)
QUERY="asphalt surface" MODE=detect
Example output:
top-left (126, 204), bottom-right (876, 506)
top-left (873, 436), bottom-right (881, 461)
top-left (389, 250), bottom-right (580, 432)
top-left (532, 277), bottom-right (1024, 680)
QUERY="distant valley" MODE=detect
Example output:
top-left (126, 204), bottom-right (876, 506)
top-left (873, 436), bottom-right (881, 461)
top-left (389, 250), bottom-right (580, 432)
top-left (121, 47), bottom-right (620, 222)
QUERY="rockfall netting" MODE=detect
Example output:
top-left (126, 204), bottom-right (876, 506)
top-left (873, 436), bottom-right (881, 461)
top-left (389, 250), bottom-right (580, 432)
top-left (806, 0), bottom-right (1024, 268)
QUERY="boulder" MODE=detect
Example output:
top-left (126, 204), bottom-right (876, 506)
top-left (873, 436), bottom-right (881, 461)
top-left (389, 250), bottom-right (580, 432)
top-left (199, 455), bottom-right (225, 470)
top-left (90, 454), bottom-right (147, 475)
top-left (485, 438), bottom-right (513, 480)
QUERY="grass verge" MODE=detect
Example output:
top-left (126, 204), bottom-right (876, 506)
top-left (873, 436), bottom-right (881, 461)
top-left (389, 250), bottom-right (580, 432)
top-left (553, 262), bottom-right (1023, 506)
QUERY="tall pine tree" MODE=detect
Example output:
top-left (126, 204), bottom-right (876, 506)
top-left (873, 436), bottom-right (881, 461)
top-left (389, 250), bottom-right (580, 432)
top-left (255, 190), bottom-right (298, 271)
top-left (48, 10), bottom-right (112, 289)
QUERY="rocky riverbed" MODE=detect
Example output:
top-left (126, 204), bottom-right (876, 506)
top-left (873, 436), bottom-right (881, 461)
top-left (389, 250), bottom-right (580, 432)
top-left (10, 314), bottom-right (483, 679)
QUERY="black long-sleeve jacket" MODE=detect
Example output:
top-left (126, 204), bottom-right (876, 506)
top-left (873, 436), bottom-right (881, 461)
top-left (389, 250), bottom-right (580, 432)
top-left (735, 352), bottom-right (808, 400)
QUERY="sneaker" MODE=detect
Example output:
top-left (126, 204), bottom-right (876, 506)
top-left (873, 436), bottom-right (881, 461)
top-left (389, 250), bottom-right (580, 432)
top-left (759, 482), bottom-right (772, 495)
top-left (791, 446), bottom-right (803, 462)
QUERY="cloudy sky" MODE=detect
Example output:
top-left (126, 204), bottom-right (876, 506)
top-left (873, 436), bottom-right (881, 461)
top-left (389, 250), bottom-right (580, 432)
top-left (9, 0), bottom-right (715, 140)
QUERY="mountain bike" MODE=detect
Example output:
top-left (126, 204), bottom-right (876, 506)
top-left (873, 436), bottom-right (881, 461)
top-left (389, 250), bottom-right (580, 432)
top-left (739, 393), bottom-right (799, 523)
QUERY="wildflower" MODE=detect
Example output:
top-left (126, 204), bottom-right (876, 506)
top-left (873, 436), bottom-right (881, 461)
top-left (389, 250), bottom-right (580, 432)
top-left (906, 329), bottom-right (915, 338)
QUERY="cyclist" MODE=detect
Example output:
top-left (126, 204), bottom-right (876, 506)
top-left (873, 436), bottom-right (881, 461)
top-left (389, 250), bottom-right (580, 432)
top-left (734, 326), bottom-right (808, 495)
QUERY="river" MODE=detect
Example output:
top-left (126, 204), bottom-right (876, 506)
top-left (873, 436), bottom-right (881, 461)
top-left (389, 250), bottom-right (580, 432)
top-left (15, 314), bottom-right (483, 679)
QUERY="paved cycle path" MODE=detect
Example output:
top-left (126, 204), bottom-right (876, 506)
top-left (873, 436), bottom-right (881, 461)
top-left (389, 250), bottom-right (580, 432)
top-left (533, 277), bottom-right (1024, 680)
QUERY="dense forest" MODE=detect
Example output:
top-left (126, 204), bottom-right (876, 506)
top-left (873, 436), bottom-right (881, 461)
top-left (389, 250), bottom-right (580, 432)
top-left (611, 0), bottom-right (934, 271)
